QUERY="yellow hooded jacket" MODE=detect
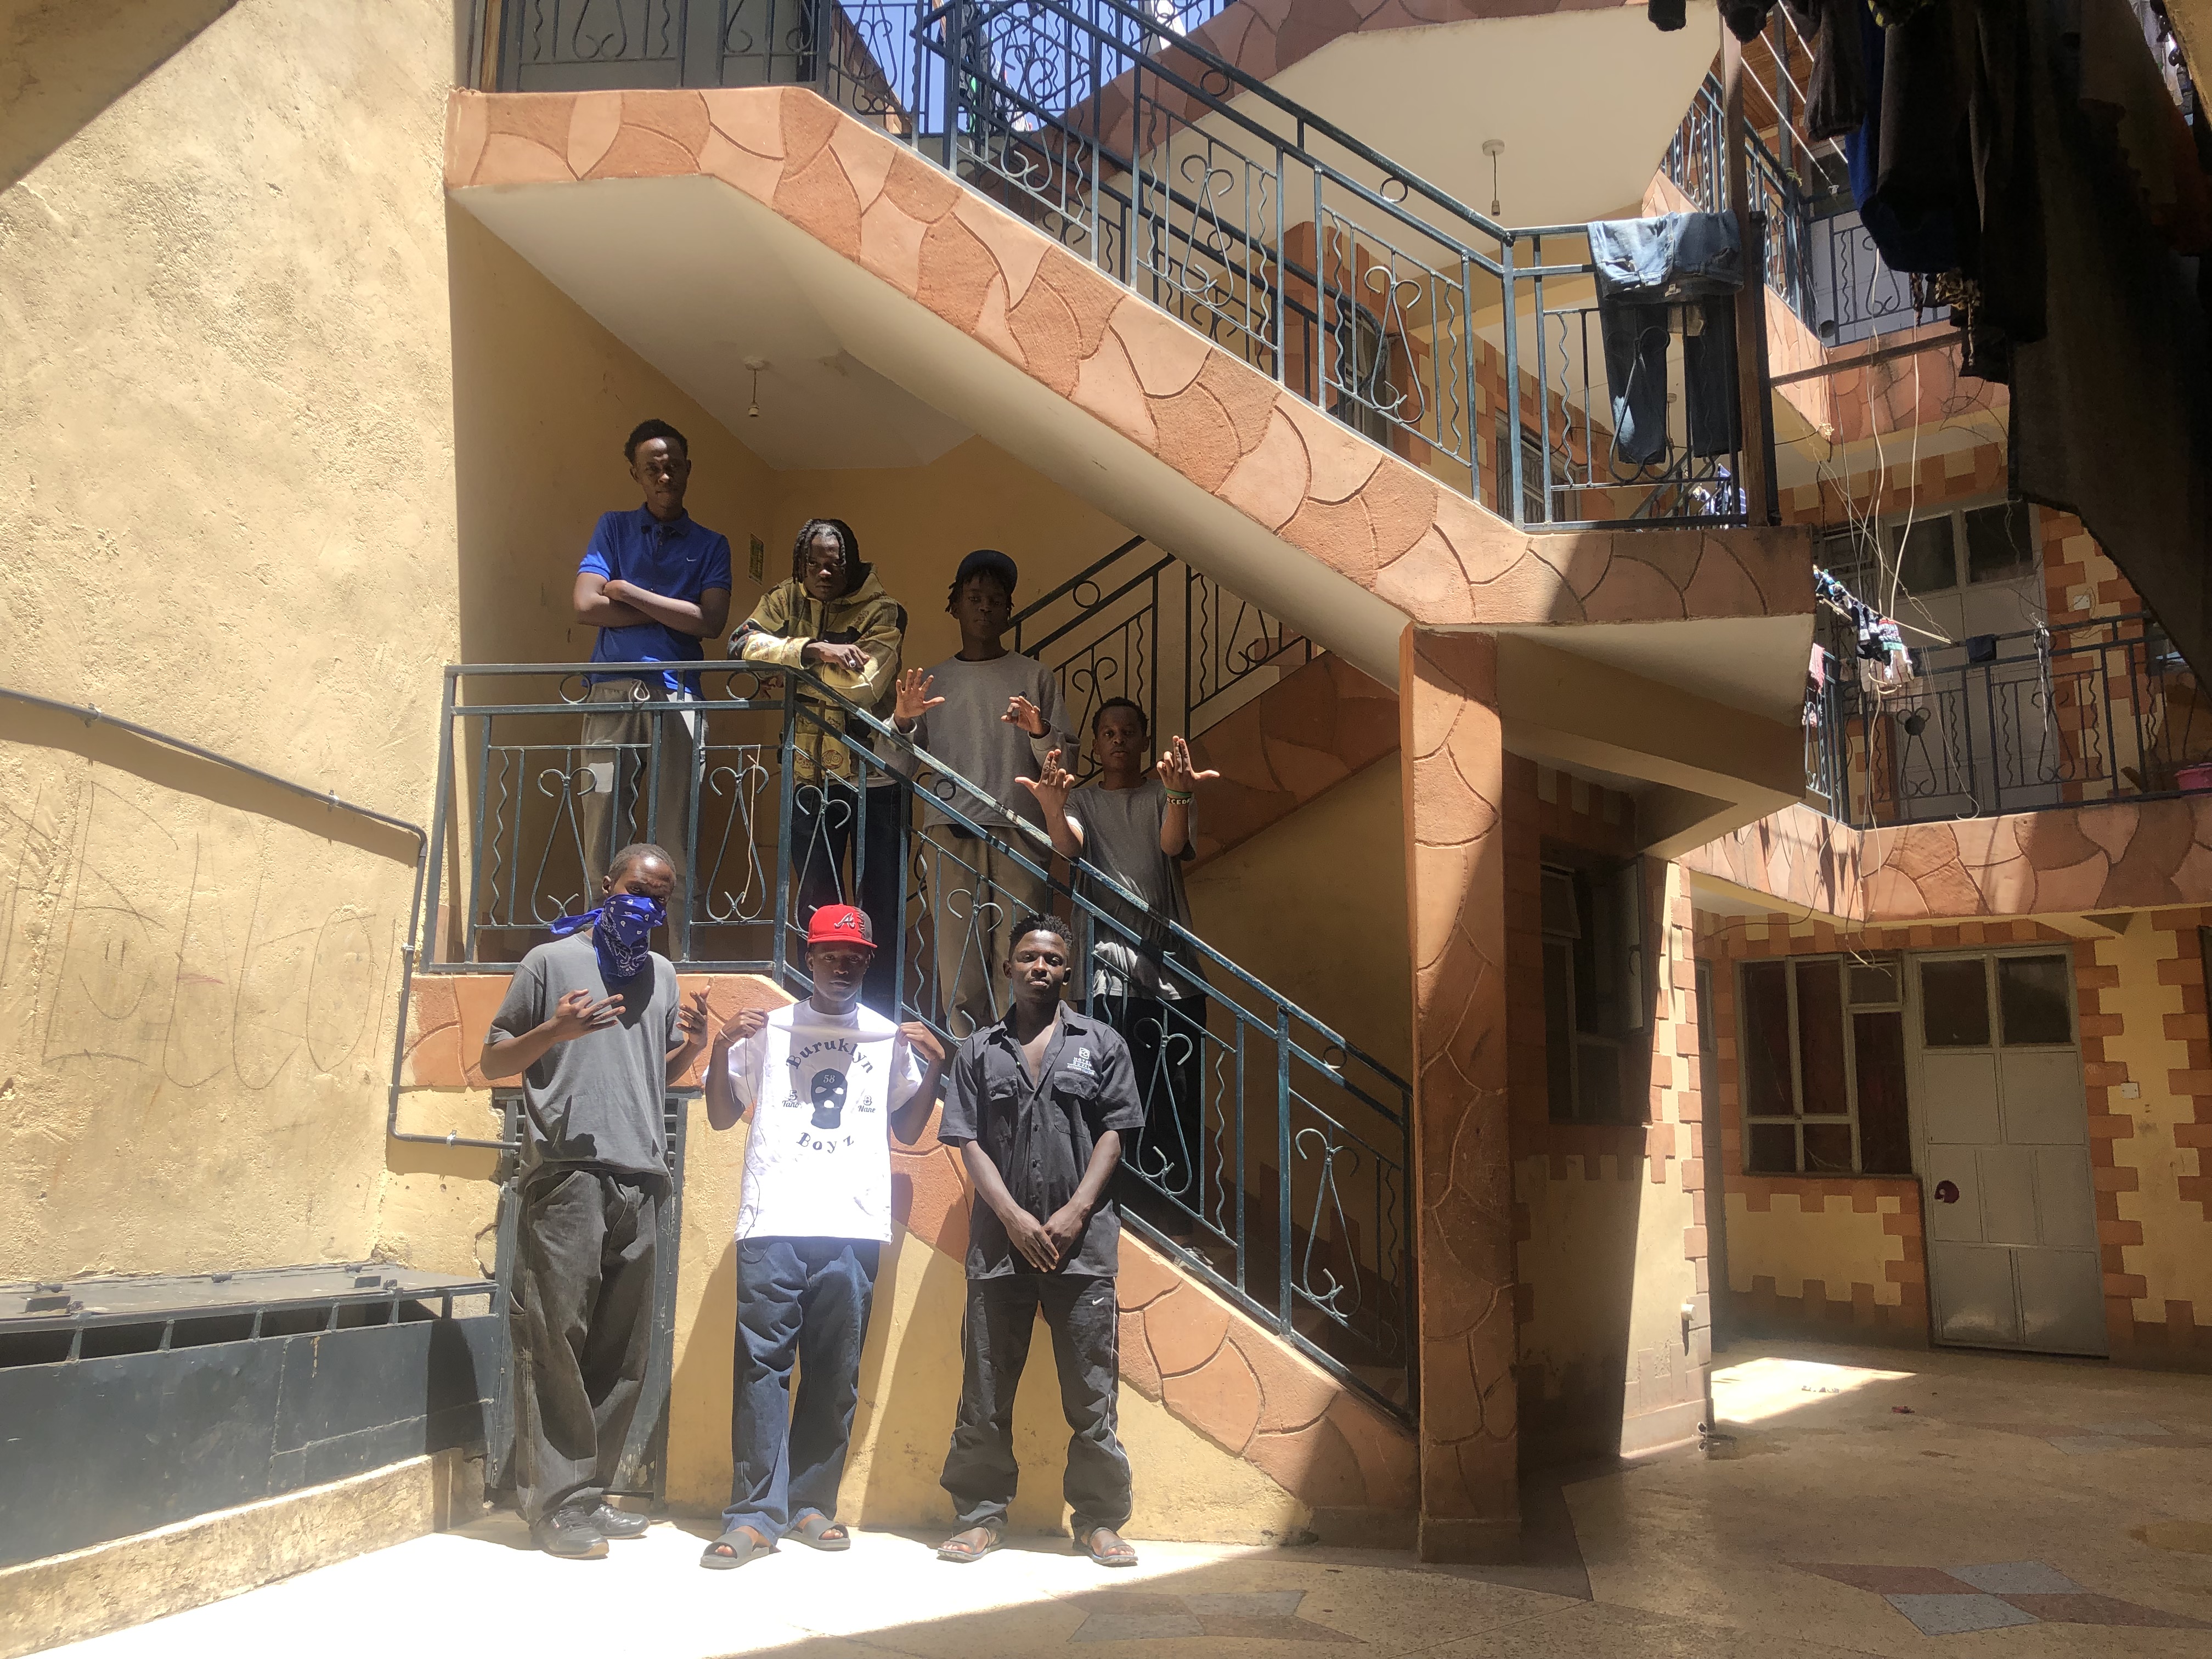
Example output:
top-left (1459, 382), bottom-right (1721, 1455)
top-left (731, 565), bottom-right (906, 784)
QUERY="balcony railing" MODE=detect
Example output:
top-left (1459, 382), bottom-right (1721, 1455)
top-left (421, 661), bottom-right (1416, 1410)
top-left (1006, 535), bottom-right (1316, 777)
top-left (493, 0), bottom-right (1765, 529)
top-left (1661, 10), bottom-right (1926, 348)
top-left (1807, 616), bottom-right (2212, 828)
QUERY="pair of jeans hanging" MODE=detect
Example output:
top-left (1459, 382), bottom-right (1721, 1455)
top-left (1589, 213), bottom-right (1745, 467)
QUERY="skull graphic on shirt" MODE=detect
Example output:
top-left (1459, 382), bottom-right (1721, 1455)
top-left (809, 1066), bottom-right (848, 1129)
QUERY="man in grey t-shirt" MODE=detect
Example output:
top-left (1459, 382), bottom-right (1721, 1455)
top-left (1028, 699), bottom-right (1217, 1229)
top-left (482, 842), bottom-right (709, 1558)
top-left (893, 549), bottom-right (1074, 1040)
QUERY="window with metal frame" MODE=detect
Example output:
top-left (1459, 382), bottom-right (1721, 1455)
top-left (1541, 859), bottom-right (1645, 1124)
top-left (1497, 426), bottom-right (1555, 525)
top-left (1737, 952), bottom-right (1913, 1175)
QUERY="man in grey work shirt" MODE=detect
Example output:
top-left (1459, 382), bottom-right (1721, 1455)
top-left (482, 842), bottom-right (709, 1558)
top-left (933, 913), bottom-right (1145, 1570)
top-left (893, 549), bottom-right (1074, 1039)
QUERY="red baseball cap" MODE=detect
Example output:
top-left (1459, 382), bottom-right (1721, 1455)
top-left (807, 905), bottom-right (876, 949)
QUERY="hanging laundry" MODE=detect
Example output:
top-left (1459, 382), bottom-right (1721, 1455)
top-left (1648, 0), bottom-right (1687, 30)
top-left (1780, 0), bottom-right (1867, 143)
top-left (1965, 633), bottom-right (1998, 663)
top-left (1809, 642), bottom-right (1829, 688)
top-left (1720, 0), bottom-right (1774, 43)
top-left (1587, 214), bottom-right (1744, 468)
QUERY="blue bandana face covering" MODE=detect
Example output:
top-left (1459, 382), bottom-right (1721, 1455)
top-left (550, 892), bottom-right (665, 983)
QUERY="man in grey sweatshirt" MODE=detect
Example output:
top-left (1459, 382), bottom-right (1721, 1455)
top-left (893, 549), bottom-right (1073, 1039)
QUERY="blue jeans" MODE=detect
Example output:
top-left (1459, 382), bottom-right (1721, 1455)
top-left (724, 1237), bottom-right (881, 1539)
top-left (1589, 213), bottom-right (1744, 466)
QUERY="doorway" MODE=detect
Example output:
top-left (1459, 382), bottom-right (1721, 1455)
top-left (1908, 950), bottom-right (2105, 1356)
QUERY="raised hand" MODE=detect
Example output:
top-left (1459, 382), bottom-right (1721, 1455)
top-left (1156, 735), bottom-right (1221, 794)
top-left (1002, 693), bottom-right (1047, 737)
top-left (546, 989), bottom-right (623, 1042)
top-left (894, 1020), bottom-right (946, 1070)
top-left (895, 668), bottom-right (946, 726)
top-left (713, 1006), bottom-right (769, 1054)
top-left (1015, 747), bottom-right (1076, 815)
top-left (675, 988), bottom-right (712, 1046)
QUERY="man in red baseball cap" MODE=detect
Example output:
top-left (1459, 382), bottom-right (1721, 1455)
top-left (698, 905), bottom-right (946, 1568)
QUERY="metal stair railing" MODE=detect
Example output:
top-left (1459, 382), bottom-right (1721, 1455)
top-left (1006, 534), bottom-right (1317, 779)
top-left (420, 660), bottom-right (1417, 1414)
top-left (495, 0), bottom-right (1764, 529)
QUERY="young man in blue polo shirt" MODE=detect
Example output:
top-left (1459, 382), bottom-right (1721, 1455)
top-left (574, 419), bottom-right (733, 955)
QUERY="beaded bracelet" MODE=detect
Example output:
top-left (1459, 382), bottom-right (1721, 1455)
top-left (1163, 786), bottom-right (1194, 804)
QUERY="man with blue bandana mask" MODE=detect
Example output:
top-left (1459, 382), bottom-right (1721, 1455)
top-left (483, 842), bottom-right (712, 1558)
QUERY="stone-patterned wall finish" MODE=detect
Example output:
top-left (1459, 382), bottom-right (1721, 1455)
top-left (400, 972), bottom-right (1420, 1515)
top-left (1186, 653), bottom-right (1401, 867)
top-left (449, 88), bottom-right (1810, 638)
top-left (1722, 1177), bottom-right (1927, 1345)
top-left (1681, 795), bottom-right (2212, 927)
top-left (1400, 629), bottom-right (1516, 1556)
top-left (2085, 912), bottom-right (2212, 1365)
top-left (1696, 911), bottom-right (2211, 1368)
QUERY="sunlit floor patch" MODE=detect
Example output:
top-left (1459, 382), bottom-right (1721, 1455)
top-left (1709, 1355), bottom-right (1914, 1425)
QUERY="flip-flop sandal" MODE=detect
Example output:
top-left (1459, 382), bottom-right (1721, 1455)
top-left (699, 1526), bottom-right (773, 1570)
top-left (789, 1513), bottom-right (852, 1552)
top-left (1078, 1527), bottom-right (1138, 1568)
top-left (935, 1523), bottom-right (1005, 1564)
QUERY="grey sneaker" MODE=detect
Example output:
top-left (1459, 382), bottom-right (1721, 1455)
top-left (531, 1504), bottom-right (607, 1559)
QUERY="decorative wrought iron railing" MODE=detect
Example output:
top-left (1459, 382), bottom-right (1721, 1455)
top-left (494, 0), bottom-right (1763, 529)
top-left (421, 661), bottom-right (1416, 1412)
top-left (1807, 616), bottom-right (2212, 828)
top-left (1663, 59), bottom-right (1923, 348)
top-left (1006, 535), bottom-right (1317, 776)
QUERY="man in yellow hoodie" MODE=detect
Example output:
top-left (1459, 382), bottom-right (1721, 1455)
top-left (732, 518), bottom-right (909, 1013)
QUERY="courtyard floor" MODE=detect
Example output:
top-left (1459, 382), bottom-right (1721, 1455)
top-left (47, 1340), bottom-right (2212, 1658)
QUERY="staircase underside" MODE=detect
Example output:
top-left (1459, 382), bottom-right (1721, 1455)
top-left (450, 86), bottom-right (1815, 848)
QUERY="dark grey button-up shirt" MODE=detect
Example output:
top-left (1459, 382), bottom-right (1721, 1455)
top-left (938, 1007), bottom-right (1146, 1279)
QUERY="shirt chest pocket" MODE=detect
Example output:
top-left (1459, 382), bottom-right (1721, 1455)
top-left (1049, 1071), bottom-right (1100, 1143)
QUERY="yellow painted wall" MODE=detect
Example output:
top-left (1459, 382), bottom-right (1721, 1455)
top-left (664, 1100), bottom-right (1310, 1541)
top-left (0, 1), bottom-right (464, 1281)
top-left (762, 440), bottom-right (1135, 676)
top-left (1185, 757), bottom-right (1412, 1079)
top-left (447, 208), bottom-right (780, 668)
top-left (2095, 919), bottom-right (2212, 1322)
top-left (1720, 1192), bottom-right (1904, 1302)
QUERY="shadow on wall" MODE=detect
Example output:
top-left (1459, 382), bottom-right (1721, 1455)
top-left (1, 1), bottom-right (239, 191)
top-left (0, 706), bottom-right (423, 1283)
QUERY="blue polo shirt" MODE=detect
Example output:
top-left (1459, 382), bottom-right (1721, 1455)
top-left (580, 505), bottom-right (733, 693)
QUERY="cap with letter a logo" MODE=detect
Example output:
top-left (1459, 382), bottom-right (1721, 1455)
top-left (806, 904), bottom-right (874, 949)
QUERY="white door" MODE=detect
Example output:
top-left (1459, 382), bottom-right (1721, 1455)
top-left (1910, 951), bottom-right (2106, 1356)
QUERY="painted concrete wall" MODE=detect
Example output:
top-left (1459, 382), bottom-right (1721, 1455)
top-left (1, 0), bottom-right (464, 1281)
top-left (1185, 757), bottom-right (1412, 1079)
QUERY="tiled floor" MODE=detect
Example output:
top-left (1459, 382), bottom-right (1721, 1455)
top-left (44, 1341), bottom-right (2212, 1658)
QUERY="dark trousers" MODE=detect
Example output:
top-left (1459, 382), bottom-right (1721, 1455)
top-left (941, 1274), bottom-right (1131, 1538)
top-left (1101, 991), bottom-right (1210, 1215)
top-left (725, 1237), bottom-right (881, 1539)
top-left (510, 1169), bottom-right (661, 1524)
top-left (792, 777), bottom-right (905, 1015)
top-left (1599, 294), bottom-right (1739, 465)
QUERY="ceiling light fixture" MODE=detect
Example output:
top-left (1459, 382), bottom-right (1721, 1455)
top-left (743, 356), bottom-right (768, 418)
top-left (1481, 139), bottom-right (1505, 218)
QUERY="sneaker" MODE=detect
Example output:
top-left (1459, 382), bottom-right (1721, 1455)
top-left (531, 1504), bottom-right (608, 1559)
top-left (591, 1502), bottom-right (651, 1540)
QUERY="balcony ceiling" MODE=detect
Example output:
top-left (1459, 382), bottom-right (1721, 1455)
top-left (1252, 8), bottom-right (1718, 229)
top-left (464, 180), bottom-right (971, 471)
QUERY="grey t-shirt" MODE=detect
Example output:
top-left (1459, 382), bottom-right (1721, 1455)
top-left (1065, 776), bottom-right (1199, 1001)
top-left (486, 931), bottom-right (680, 1183)
top-left (901, 651), bottom-right (1072, 831)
